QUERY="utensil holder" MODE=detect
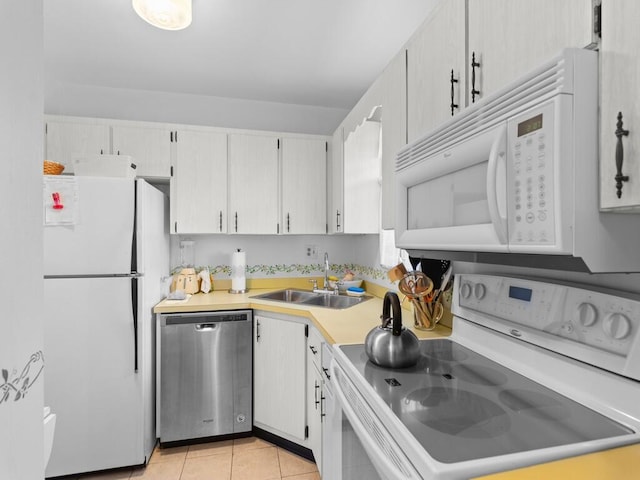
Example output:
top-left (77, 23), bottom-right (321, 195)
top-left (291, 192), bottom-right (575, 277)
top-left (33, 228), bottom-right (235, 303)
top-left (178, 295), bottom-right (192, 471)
top-left (411, 297), bottom-right (444, 331)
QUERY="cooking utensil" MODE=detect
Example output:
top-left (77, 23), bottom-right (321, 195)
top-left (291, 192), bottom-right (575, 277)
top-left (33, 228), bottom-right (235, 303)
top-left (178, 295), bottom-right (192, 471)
top-left (364, 291), bottom-right (420, 368)
top-left (420, 258), bottom-right (450, 290)
top-left (398, 271), bottom-right (434, 299)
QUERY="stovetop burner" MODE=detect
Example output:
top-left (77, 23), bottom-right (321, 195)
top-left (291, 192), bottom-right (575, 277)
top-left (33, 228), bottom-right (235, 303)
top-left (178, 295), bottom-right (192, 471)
top-left (340, 339), bottom-right (633, 464)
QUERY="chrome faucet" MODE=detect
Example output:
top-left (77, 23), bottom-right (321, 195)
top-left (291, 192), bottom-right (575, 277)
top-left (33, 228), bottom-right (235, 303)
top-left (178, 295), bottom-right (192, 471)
top-left (324, 252), bottom-right (330, 289)
top-left (310, 253), bottom-right (338, 294)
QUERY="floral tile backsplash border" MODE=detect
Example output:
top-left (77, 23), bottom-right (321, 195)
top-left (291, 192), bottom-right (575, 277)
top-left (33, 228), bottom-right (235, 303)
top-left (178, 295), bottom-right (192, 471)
top-left (173, 263), bottom-right (390, 282)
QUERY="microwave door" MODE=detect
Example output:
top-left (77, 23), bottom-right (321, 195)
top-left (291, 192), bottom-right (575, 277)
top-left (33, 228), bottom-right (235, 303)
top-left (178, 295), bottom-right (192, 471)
top-left (396, 123), bottom-right (509, 252)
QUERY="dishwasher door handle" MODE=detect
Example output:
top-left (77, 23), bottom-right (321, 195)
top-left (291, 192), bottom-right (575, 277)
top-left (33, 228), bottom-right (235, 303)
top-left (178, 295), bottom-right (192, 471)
top-left (195, 323), bottom-right (218, 331)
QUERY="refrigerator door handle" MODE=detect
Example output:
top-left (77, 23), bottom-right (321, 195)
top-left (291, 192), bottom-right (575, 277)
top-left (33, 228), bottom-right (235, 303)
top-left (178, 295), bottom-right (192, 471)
top-left (131, 277), bottom-right (139, 372)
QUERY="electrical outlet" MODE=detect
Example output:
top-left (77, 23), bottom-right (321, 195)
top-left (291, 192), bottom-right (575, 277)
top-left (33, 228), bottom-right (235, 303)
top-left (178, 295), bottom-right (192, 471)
top-left (305, 244), bottom-right (318, 259)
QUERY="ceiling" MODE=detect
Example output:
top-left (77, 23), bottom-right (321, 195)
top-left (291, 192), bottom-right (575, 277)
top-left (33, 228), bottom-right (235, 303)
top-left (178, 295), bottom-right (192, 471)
top-left (44, 0), bottom-right (440, 111)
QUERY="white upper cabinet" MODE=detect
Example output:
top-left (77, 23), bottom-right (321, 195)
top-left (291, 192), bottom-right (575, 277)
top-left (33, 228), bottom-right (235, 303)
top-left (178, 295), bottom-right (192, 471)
top-left (599, 1), bottom-right (640, 211)
top-left (467, 0), bottom-right (593, 103)
top-left (380, 50), bottom-right (408, 230)
top-left (228, 134), bottom-right (280, 234)
top-left (45, 120), bottom-right (110, 174)
top-left (343, 114), bottom-right (381, 234)
top-left (112, 124), bottom-right (171, 179)
top-left (170, 129), bottom-right (228, 234)
top-left (328, 127), bottom-right (344, 234)
top-left (281, 137), bottom-right (327, 234)
top-left (407, 0), bottom-right (466, 143)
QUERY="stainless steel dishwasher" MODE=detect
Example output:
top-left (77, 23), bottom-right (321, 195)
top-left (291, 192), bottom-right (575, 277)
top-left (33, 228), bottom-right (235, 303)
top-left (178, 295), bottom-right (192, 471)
top-left (159, 310), bottom-right (252, 443)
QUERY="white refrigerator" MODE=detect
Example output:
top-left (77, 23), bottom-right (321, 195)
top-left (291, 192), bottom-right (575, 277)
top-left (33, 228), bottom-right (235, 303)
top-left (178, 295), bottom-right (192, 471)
top-left (43, 176), bottom-right (170, 477)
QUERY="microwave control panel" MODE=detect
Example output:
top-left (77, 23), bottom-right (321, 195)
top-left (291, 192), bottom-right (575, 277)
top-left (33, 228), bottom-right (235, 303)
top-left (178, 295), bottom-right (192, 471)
top-left (506, 102), bottom-right (556, 245)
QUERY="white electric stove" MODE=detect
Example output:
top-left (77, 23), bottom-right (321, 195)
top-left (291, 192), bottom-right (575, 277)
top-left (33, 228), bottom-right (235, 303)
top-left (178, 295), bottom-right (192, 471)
top-left (328, 274), bottom-right (640, 479)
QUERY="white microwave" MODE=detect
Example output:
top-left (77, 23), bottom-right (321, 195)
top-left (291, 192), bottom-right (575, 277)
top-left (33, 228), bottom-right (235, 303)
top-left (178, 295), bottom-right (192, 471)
top-left (396, 48), bottom-right (640, 273)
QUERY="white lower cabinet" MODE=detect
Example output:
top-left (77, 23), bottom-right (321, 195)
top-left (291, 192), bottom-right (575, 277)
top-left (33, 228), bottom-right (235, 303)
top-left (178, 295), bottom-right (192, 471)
top-left (306, 325), bottom-right (325, 470)
top-left (253, 312), bottom-right (307, 443)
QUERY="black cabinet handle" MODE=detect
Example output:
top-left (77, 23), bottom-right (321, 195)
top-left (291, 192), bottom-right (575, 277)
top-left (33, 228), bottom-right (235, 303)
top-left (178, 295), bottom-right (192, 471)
top-left (615, 112), bottom-right (630, 199)
top-left (471, 51), bottom-right (481, 103)
top-left (314, 381), bottom-right (320, 407)
top-left (256, 319), bottom-right (261, 342)
top-left (234, 212), bottom-right (238, 232)
top-left (287, 213), bottom-right (290, 232)
top-left (219, 211), bottom-right (223, 232)
top-left (322, 367), bottom-right (331, 380)
top-left (336, 210), bottom-right (341, 231)
top-left (450, 69), bottom-right (459, 116)
top-left (320, 394), bottom-right (326, 418)
top-left (309, 345), bottom-right (317, 355)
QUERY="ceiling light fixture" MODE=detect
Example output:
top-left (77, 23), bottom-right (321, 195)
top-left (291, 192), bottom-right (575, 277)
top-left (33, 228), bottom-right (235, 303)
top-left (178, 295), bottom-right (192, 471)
top-left (132, 0), bottom-right (192, 31)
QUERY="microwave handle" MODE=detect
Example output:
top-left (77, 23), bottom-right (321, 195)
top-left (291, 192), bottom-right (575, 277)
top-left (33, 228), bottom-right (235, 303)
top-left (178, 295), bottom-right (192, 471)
top-left (487, 125), bottom-right (508, 244)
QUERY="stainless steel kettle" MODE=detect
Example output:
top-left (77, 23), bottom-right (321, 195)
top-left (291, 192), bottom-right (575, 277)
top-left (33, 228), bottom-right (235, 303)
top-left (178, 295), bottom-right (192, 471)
top-left (364, 291), bottom-right (420, 368)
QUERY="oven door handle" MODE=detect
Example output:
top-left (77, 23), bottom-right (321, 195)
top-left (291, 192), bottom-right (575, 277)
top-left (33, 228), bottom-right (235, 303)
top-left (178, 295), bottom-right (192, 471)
top-left (330, 361), bottom-right (422, 480)
top-left (486, 124), bottom-right (508, 245)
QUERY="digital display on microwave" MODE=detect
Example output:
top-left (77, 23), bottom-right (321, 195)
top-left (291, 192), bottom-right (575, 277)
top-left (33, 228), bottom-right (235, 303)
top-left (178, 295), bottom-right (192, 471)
top-left (509, 286), bottom-right (532, 302)
top-left (517, 113), bottom-right (543, 137)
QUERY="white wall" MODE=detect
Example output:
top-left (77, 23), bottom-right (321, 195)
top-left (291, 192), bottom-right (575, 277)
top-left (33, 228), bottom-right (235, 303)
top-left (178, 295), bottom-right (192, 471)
top-left (172, 234), bottom-right (365, 274)
top-left (45, 81), bottom-right (349, 136)
top-left (0, 2), bottom-right (44, 479)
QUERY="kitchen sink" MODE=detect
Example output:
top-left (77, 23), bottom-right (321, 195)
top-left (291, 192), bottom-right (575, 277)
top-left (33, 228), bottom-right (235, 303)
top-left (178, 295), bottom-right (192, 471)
top-left (252, 289), bottom-right (371, 309)
top-left (254, 289), bottom-right (319, 303)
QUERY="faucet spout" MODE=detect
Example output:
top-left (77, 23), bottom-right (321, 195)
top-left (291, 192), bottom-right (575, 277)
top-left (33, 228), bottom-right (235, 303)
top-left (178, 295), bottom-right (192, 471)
top-left (324, 252), bottom-right (330, 290)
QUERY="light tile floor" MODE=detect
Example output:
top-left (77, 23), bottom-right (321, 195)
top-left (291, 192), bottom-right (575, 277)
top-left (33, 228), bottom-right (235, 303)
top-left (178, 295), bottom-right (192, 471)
top-left (63, 437), bottom-right (320, 480)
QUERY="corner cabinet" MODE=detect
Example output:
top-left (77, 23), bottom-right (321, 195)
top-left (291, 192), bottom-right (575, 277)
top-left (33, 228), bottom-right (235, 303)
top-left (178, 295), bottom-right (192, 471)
top-left (253, 312), bottom-right (307, 444)
top-left (228, 134), bottom-right (280, 234)
top-left (281, 138), bottom-right (327, 234)
top-left (44, 120), bottom-right (110, 174)
top-left (170, 129), bottom-right (228, 233)
top-left (599, 1), bottom-right (640, 211)
top-left (380, 50), bottom-right (408, 230)
top-left (328, 127), bottom-right (344, 233)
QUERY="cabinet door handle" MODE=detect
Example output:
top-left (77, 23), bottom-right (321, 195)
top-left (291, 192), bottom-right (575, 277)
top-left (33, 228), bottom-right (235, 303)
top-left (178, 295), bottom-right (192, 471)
top-left (320, 393), bottom-right (326, 418)
top-left (287, 213), bottom-right (290, 232)
top-left (309, 345), bottom-right (317, 355)
top-left (336, 210), bottom-right (341, 231)
top-left (314, 381), bottom-right (320, 407)
top-left (219, 211), bottom-right (223, 232)
top-left (235, 212), bottom-right (238, 233)
top-left (615, 111), bottom-right (630, 199)
top-left (471, 51), bottom-right (481, 103)
top-left (322, 367), bottom-right (331, 380)
top-left (256, 319), bottom-right (261, 342)
top-left (450, 69), bottom-right (459, 116)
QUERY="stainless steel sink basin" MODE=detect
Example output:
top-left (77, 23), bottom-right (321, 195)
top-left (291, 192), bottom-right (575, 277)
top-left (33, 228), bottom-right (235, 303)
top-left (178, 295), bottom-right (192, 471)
top-left (254, 289), bottom-right (318, 303)
top-left (252, 289), bottom-right (371, 309)
top-left (300, 294), bottom-right (369, 309)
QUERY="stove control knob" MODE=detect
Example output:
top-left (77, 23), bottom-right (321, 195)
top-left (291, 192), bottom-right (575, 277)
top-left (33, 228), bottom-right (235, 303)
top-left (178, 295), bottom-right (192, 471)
top-left (460, 282), bottom-right (472, 299)
top-left (574, 302), bottom-right (598, 327)
top-left (474, 283), bottom-right (487, 300)
top-left (602, 312), bottom-right (631, 340)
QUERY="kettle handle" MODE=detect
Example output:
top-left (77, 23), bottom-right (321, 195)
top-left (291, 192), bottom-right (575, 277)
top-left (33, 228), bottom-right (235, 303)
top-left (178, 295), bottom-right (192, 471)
top-left (382, 292), bottom-right (403, 336)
